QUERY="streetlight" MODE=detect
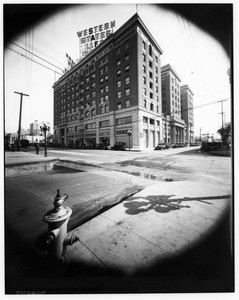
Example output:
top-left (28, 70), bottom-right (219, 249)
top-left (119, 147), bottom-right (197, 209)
top-left (127, 130), bottom-right (132, 151)
top-left (40, 124), bottom-right (50, 157)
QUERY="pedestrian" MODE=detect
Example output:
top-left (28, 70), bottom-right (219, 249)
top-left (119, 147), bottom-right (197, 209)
top-left (11, 143), bottom-right (15, 152)
top-left (35, 140), bottom-right (40, 155)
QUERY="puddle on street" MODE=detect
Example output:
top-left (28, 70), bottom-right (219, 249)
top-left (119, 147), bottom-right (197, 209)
top-left (5, 162), bottom-right (84, 177)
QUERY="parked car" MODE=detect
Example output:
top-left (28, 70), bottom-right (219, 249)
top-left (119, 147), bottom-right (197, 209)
top-left (154, 143), bottom-right (166, 150)
top-left (110, 142), bottom-right (126, 151)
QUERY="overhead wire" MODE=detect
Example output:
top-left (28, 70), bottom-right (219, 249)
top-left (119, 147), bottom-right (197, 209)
top-left (11, 41), bottom-right (64, 72)
top-left (7, 46), bottom-right (63, 76)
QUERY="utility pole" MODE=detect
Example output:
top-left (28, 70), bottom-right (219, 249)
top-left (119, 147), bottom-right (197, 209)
top-left (199, 127), bottom-right (202, 143)
top-left (14, 91), bottom-right (29, 151)
top-left (188, 123), bottom-right (193, 145)
top-left (218, 99), bottom-right (227, 129)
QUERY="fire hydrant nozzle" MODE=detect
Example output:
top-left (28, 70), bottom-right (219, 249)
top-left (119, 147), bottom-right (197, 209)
top-left (54, 189), bottom-right (68, 211)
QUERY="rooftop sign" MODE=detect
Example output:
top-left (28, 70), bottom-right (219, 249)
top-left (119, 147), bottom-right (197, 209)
top-left (77, 21), bottom-right (116, 60)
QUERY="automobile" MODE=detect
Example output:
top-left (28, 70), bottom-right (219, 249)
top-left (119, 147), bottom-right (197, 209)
top-left (154, 143), bottom-right (166, 150)
top-left (110, 142), bottom-right (126, 151)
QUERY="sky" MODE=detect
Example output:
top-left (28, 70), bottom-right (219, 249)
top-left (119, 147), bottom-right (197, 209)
top-left (4, 2), bottom-right (232, 139)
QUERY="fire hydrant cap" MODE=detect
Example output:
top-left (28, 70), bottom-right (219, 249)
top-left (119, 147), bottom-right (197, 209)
top-left (43, 206), bottom-right (72, 223)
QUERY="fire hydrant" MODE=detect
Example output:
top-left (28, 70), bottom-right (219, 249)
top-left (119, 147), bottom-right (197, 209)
top-left (41, 189), bottom-right (79, 262)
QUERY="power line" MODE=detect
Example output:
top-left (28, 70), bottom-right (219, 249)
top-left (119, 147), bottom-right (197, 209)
top-left (7, 46), bottom-right (63, 76)
top-left (11, 41), bottom-right (64, 72)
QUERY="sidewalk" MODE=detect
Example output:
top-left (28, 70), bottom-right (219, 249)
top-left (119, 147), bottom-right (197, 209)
top-left (5, 150), bottom-right (233, 292)
top-left (5, 150), bottom-right (57, 166)
top-left (67, 180), bottom-right (231, 275)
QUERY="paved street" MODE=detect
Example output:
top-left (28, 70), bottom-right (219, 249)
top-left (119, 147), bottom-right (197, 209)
top-left (4, 146), bottom-right (233, 293)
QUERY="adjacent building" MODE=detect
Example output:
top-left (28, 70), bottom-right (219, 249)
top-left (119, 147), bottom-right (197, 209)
top-left (180, 84), bottom-right (194, 143)
top-left (161, 64), bottom-right (186, 144)
top-left (53, 13), bottom-right (164, 149)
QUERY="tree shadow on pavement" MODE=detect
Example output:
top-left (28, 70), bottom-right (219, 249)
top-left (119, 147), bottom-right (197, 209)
top-left (124, 194), bottom-right (231, 215)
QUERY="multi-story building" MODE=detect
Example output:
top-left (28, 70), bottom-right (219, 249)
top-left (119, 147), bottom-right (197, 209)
top-left (161, 64), bottom-right (186, 144)
top-left (180, 84), bottom-right (194, 143)
top-left (30, 120), bottom-right (51, 136)
top-left (53, 13), bottom-right (163, 149)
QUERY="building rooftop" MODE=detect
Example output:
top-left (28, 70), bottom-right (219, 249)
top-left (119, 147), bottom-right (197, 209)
top-left (161, 64), bottom-right (181, 82)
top-left (53, 13), bottom-right (163, 87)
top-left (180, 84), bottom-right (194, 96)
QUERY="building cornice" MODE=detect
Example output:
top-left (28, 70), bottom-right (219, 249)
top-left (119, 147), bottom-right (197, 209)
top-left (161, 64), bottom-right (181, 82)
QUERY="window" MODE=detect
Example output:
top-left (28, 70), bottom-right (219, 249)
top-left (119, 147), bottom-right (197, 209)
top-left (100, 88), bottom-right (104, 94)
top-left (117, 102), bottom-right (122, 110)
top-left (116, 116), bottom-right (132, 125)
top-left (100, 97), bottom-right (104, 103)
top-left (86, 111), bottom-right (90, 118)
top-left (105, 75), bottom-right (108, 81)
top-left (125, 88), bottom-right (130, 96)
top-left (157, 106), bottom-right (159, 113)
top-left (149, 71), bottom-right (153, 78)
top-left (143, 65), bottom-right (146, 73)
top-left (116, 46), bottom-right (120, 55)
top-left (92, 100), bottom-right (96, 106)
top-left (150, 118), bottom-right (155, 125)
top-left (143, 87), bottom-right (146, 96)
top-left (155, 56), bottom-right (158, 63)
top-left (143, 40), bottom-right (146, 50)
top-left (150, 103), bottom-right (154, 111)
top-left (105, 65), bottom-right (108, 72)
top-left (125, 54), bottom-right (129, 61)
top-left (105, 95), bottom-right (109, 101)
top-left (86, 86), bottom-right (89, 92)
top-left (100, 106), bottom-right (104, 114)
top-left (86, 77), bottom-right (90, 83)
top-left (86, 94), bottom-right (89, 100)
top-left (143, 116), bottom-right (148, 123)
top-left (92, 82), bottom-right (96, 89)
top-left (149, 60), bottom-right (152, 68)
top-left (125, 99), bottom-right (130, 107)
top-left (117, 59), bottom-right (121, 66)
top-left (156, 76), bottom-right (158, 83)
top-left (105, 85), bottom-right (109, 92)
top-left (117, 69), bottom-right (121, 76)
top-left (155, 66), bottom-right (158, 74)
top-left (92, 91), bottom-right (96, 98)
top-left (124, 40), bottom-right (129, 49)
top-left (150, 92), bottom-right (153, 99)
top-left (143, 53), bottom-right (146, 62)
top-left (100, 69), bottom-right (104, 75)
top-left (92, 108), bottom-right (96, 116)
top-left (117, 80), bottom-right (121, 88)
top-left (105, 104), bottom-right (109, 113)
top-left (149, 82), bottom-right (153, 89)
top-left (149, 45), bottom-right (152, 56)
top-left (125, 65), bottom-right (129, 72)
top-left (92, 73), bottom-right (96, 80)
top-left (125, 76), bottom-right (130, 84)
top-left (156, 86), bottom-right (158, 92)
top-left (143, 76), bottom-right (146, 84)
top-left (100, 78), bottom-right (104, 84)
top-left (99, 120), bottom-right (110, 127)
top-left (144, 99), bottom-right (147, 108)
top-left (117, 91), bottom-right (121, 99)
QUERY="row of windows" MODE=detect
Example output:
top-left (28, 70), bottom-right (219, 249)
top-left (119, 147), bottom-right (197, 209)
top-left (142, 41), bottom-right (159, 63)
top-left (143, 99), bottom-right (160, 113)
top-left (143, 117), bottom-right (160, 126)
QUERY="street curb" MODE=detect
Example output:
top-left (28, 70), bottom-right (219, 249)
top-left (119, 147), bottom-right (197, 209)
top-left (5, 159), bottom-right (58, 168)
